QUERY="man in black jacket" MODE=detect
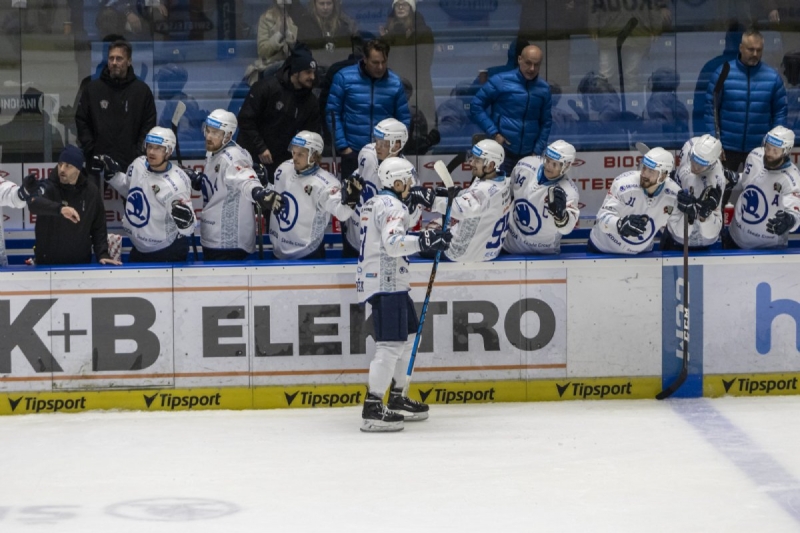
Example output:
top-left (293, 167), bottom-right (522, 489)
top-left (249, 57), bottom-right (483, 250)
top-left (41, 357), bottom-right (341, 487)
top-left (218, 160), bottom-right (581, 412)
top-left (237, 44), bottom-right (322, 181)
top-left (28, 145), bottom-right (122, 266)
top-left (76, 39), bottom-right (157, 172)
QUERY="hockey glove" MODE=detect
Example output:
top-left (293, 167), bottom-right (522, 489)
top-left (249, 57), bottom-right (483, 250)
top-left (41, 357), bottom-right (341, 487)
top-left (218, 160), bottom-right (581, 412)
top-left (676, 189), bottom-right (698, 225)
top-left (183, 167), bottom-right (207, 192)
top-left (170, 200), bottom-right (195, 230)
top-left (723, 169), bottom-right (739, 190)
top-left (342, 171), bottom-right (364, 209)
top-left (545, 185), bottom-right (568, 223)
top-left (697, 185), bottom-right (722, 220)
top-left (406, 186), bottom-right (435, 210)
top-left (252, 187), bottom-right (283, 214)
top-left (94, 155), bottom-right (121, 182)
top-left (254, 163), bottom-right (269, 186)
top-left (418, 228), bottom-right (452, 254)
top-left (766, 210), bottom-right (796, 236)
top-left (17, 174), bottom-right (39, 202)
top-left (617, 214), bottom-right (649, 238)
top-left (435, 186), bottom-right (461, 198)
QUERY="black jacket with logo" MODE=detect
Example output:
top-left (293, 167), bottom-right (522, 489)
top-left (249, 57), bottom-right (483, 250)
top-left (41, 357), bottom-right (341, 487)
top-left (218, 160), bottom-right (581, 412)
top-left (76, 66), bottom-right (157, 168)
top-left (28, 169), bottom-right (111, 265)
top-left (237, 66), bottom-right (321, 168)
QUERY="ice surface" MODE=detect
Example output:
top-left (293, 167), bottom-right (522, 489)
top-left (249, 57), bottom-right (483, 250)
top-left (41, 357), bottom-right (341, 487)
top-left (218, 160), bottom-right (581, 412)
top-left (2, 396), bottom-right (800, 532)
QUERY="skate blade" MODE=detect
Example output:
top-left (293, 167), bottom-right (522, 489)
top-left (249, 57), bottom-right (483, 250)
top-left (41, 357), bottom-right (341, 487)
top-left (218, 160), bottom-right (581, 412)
top-left (360, 419), bottom-right (404, 432)
top-left (398, 411), bottom-right (429, 422)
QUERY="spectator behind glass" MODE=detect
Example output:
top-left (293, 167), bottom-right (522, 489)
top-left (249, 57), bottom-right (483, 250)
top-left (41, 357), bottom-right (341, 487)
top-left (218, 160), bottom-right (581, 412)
top-left (644, 68), bottom-right (689, 150)
top-left (0, 87), bottom-right (64, 164)
top-left (380, 0), bottom-right (436, 130)
top-left (75, 39), bottom-right (157, 174)
top-left (95, 0), bottom-right (168, 41)
top-left (295, 0), bottom-right (359, 73)
top-left (26, 145), bottom-right (121, 266)
top-left (245, 0), bottom-right (302, 85)
top-left (692, 24), bottom-right (742, 137)
top-left (783, 50), bottom-right (800, 133)
top-left (155, 63), bottom-right (208, 159)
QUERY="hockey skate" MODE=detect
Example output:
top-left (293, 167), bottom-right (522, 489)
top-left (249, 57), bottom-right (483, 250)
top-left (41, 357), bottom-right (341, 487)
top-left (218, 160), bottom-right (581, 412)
top-left (388, 387), bottom-right (429, 421)
top-left (361, 394), bottom-right (404, 433)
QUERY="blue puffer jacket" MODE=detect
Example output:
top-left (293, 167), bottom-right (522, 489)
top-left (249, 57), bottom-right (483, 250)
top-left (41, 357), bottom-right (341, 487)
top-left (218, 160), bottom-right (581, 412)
top-left (325, 62), bottom-right (411, 152)
top-left (704, 58), bottom-right (787, 153)
top-left (469, 69), bottom-right (552, 156)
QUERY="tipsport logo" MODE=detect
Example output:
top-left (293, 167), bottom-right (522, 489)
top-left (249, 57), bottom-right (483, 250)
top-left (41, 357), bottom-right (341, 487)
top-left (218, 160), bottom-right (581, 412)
top-left (555, 381), bottom-right (633, 399)
top-left (7, 396), bottom-right (87, 413)
top-left (417, 387), bottom-right (496, 404)
top-left (143, 392), bottom-right (222, 410)
top-left (721, 377), bottom-right (798, 395)
top-left (283, 390), bottom-right (362, 407)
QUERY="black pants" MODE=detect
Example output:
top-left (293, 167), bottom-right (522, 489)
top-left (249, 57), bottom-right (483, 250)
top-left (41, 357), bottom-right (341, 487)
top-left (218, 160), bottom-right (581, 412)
top-left (339, 151), bottom-right (359, 182)
top-left (499, 151), bottom-right (523, 176)
top-left (202, 248), bottom-right (249, 261)
top-left (129, 236), bottom-right (190, 263)
top-left (720, 227), bottom-right (740, 250)
top-left (722, 150), bottom-right (748, 172)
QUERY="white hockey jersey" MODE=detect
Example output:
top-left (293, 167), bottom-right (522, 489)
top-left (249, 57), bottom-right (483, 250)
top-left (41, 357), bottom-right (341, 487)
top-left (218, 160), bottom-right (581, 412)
top-left (0, 177), bottom-right (26, 266)
top-left (729, 148), bottom-right (800, 249)
top-left (108, 158), bottom-right (195, 253)
top-left (431, 174), bottom-right (511, 262)
top-left (590, 170), bottom-right (684, 255)
top-left (356, 191), bottom-right (422, 303)
top-left (342, 146), bottom-right (418, 250)
top-left (665, 138), bottom-right (726, 247)
top-left (199, 142), bottom-right (261, 253)
top-left (268, 161), bottom-right (357, 259)
top-left (502, 156), bottom-right (580, 255)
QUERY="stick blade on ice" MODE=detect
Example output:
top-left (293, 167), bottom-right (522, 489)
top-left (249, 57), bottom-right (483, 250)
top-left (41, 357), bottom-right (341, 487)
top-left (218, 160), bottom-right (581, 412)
top-left (171, 101), bottom-right (187, 128)
top-left (433, 160), bottom-right (454, 189)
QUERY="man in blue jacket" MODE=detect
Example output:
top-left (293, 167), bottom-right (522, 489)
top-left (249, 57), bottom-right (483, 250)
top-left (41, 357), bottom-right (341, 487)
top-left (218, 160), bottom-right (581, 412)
top-left (470, 44), bottom-right (552, 175)
top-left (704, 28), bottom-right (788, 172)
top-left (325, 39), bottom-right (411, 181)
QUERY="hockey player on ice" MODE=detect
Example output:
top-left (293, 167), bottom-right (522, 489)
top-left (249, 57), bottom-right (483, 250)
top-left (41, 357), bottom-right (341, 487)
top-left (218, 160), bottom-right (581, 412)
top-left (588, 146), bottom-right (694, 255)
top-left (182, 109), bottom-right (283, 261)
top-left (502, 139), bottom-right (581, 255)
top-left (357, 157), bottom-right (452, 432)
top-left (660, 135), bottom-right (727, 250)
top-left (725, 126), bottom-right (800, 249)
top-left (342, 118), bottom-right (412, 257)
top-left (407, 139), bottom-right (511, 262)
top-left (0, 173), bottom-right (37, 266)
top-left (99, 127), bottom-right (196, 262)
top-left (268, 131), bottom-right (360, 259)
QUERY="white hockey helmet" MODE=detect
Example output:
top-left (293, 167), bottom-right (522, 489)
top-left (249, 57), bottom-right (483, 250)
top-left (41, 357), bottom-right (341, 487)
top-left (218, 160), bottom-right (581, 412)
top-left (373, 118), bottom-right (408, 155)
top-left (470, 139), bottom-right (505, 169)
top-left (143, 126), bottom-right (176, 156)
top-left (764, 126), bottom-right (795, 156)
top-left (544, 140), bottom-right (576, 174)
top-left (689, 134), bottom-right (722, 168)
top-left (290, 131), bottom-right (324, 167)
top-left (642, 147), bottom-right (674, 176)
top-left (203, 109), bottom-right (238, 142)
top-left (378, 157), bottom-right (415, 190)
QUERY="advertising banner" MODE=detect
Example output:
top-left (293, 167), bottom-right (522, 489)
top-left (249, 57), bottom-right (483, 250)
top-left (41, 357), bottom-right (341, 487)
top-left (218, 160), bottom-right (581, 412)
top-left (661, 263), bottom-right (704, 397)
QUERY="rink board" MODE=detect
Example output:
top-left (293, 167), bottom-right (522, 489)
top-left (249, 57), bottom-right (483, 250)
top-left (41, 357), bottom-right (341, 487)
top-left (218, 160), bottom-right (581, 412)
top-left (1, 253), bottom-right (800, 414)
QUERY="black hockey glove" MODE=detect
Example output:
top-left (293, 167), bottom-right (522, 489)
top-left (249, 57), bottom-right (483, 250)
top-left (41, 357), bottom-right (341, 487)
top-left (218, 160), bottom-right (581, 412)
top-left (545, 185), bottom-right (568, 223)
top-left (254, 163), bottom-right (269, 186)
top-left (252, 187), bottom-right (283, 214)
top-left (17, 174), bottom-right (40, 202)
top-left (418, 228), bottom-right (453, 254)
top-left (183, 167), bottom-right (207, 192)
top-left (94, 155), bottom-right (121, 182)
top-left (406, 186), bottom-right (435, 210)
top-left (676, 189), bottom-right (698, 225)
top-left (766, 210), bottom-right (796, 236)
top-left (617, 214), bottom-right (649, 238)
top-left (697, 185), bottom-right (722, 220)
top-left (723, 169), bottom-right (739, 190)
top-left (341, 171), bottom-right (364, 209)
top-left (170, 200), bottom-right (194, 230)
top-left (434, 186), bottom-right (461, 198)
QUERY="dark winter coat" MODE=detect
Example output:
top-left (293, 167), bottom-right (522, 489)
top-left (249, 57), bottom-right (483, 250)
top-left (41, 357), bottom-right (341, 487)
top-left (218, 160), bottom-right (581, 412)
top-left (28, 169), bottom-right (111, 265)
top-left (237, 67), bottom-right (322, 164)
top-left (76, 65), bottom-right (157, 168)
top-left (470, 68), bottom-right (552, 156)
top-left (704, 58), bottom-right (788, 153)
top-left (326, 61), bottom-right (411, 152)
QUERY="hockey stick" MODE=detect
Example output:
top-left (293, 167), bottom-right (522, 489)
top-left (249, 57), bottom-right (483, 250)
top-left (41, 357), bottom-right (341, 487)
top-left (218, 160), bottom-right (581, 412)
top-left (256, 203), bottom-right (264, 260)
top-left (656, 211), bottom-right (689, 399)
top-left (169, 101), bottom-right (198, 261)
top-left (329, 110), bottom-right (339, 179)
top-left (713, 62), bottom-right (730, 157)
top-left (402, 160), bottom-right (456, 397)
top-left (635, 141), bottom-right (649, 155)
top-left (616, 17), bottom-right (638, 113)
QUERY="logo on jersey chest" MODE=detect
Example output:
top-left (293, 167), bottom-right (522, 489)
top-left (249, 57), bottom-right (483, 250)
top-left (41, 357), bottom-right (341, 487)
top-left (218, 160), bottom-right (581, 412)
top-left (152, 184), bottom-right (160, 195)
top-left (100, 100), bottom-right (108, 110)
top-left (125, 187), bottom-right (151, 228)
top-left (512, 199), bottom-right (543, 236)
top-left (304, 185), bottom-right (313, 196)
top-left (740, 185), bottom-right (770, 225)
